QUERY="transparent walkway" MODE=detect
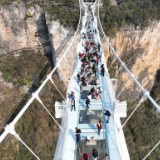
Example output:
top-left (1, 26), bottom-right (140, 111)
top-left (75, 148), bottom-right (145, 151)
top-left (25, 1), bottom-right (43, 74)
top-left (76, 140), bottom-right (106, 160)
top-left (64, 3), bottom-right (122, 160)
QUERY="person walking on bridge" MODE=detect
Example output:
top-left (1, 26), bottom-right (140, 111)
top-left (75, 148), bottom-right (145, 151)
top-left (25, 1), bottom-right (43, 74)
top-left (71, 98), bottom-right (76, 111)
top-left (97, 121), bottom-right (103, 135)
top-left (104, 110), bottom-right (111, 123)
top-left (86, 97), bottom-right (90, 109)
top-left (101, 65), bottom-right (105, 77)
top-left (98, 43), bottom-right (101, 52)
top-left (74, 127), bottom-right (81, 145)
top-left (92, 149), bottom-right (98, 160)
top-left (82, 153), bottom-right (89, 160)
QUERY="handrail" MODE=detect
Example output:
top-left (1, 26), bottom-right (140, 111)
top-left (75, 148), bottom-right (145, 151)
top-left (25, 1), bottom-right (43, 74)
top-left (54, 1), bottom-right (85, 159)
top-left (95, 0), bottom-right (160, 112)
top-left (94, 0), bottom-right (160, 160)
top-left (0, 0), bottom-right (84, 147)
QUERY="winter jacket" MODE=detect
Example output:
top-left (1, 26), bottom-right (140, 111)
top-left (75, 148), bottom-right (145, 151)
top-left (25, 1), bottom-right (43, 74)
top-left (92, 150), bottom-right (98, 158)
top-left (97, 122), bottom-right (103, 129)
top-left (104, 110), bottom-right (111, 116)
top-left (86, 99), bottom-right (90, 105)
top-left (82, 153), bottom-right (89, 160)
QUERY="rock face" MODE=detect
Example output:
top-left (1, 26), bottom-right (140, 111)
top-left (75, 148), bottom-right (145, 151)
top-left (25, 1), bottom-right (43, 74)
top-left (46, 14), bottom-right (80, 83)
top-left (0, 2), bottom-right (79, 83)
top-left (1, 2), bottom-right (160, 101)
top-left (102, 22), bottom-right (160, 102)
top-left (0, 3), bottom-right (43, 54)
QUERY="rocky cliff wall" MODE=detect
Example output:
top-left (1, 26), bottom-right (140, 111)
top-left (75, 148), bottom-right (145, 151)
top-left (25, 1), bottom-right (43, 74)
top-left (0, 2), bottom-right (79, 83)
top-left (45, 12), bottom-right (80, 84)
top-left (0, 3), bottom-right (44, 54)
top-left (103, 22), bottom-right (160, 102)
top-left (1, 2), bottom-right (160, 101)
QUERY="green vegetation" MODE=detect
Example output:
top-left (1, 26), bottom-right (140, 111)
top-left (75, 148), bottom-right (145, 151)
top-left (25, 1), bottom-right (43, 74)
top-left (37, 80), bottom-right (41, 86)
top-left (123, 69), bottom-right (160, 159)
top-left (0, 50), bottom-right (47, 85)
top-left (107, 54), bottom-right (121, 79)
top-left (15, 0), bottom-right (20, 6)
top-left (43, 0), bottom-right (79, 28)
top-left (26, 13), bottom-right (32, 17)
top-left (0, 79), bottom-right (66, 159)
top-left (27, 3), bottom-right (31, 9)
top-left (3, 90), bottom-right (8, 95)
top-left (0, 0), bottom-right (4, 5)
top-left (0, 51), bottom-right (66, 159)
top-left (101, 0), bottom-right (160, 35)
top-left (18, 78), bottom-right (29, 85)
top-left (21, 93), bottom-right (27, 98)
top-left (22, 0), bottom-right (79, 28)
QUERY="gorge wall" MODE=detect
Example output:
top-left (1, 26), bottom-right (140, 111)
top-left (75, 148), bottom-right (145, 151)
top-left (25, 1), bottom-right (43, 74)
top-left (0, 1), bottom-right (160, 101)
top-left (103, 22), bottom-right (160, 102)
top-left (0, 2), bottom-right (78, 83)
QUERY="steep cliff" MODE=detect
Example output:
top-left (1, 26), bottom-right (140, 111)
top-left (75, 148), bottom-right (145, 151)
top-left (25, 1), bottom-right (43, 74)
top-left (0, 2), bottom-right (70, 159)
top-left (0, 1), bottom-right (79, 83)
top-left (103, 22), bottom-right (160, 102)
top-left (0, 1), bottom-right (160, 160)
top-left (101, 22), bottom-right (160, 160)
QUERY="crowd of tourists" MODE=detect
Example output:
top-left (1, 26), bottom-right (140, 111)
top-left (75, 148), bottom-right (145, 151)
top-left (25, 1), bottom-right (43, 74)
top-left (68, 5), bottom-right (110, 160)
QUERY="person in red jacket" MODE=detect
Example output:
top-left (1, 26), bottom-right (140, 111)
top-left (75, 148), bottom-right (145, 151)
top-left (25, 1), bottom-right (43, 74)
top-left (86, 41), bottom-right (89, 46)
top-left (82, 153), bottom-right (89, 160)
top-left (97, 57), bottom-right (99, 65)
top-left (97, 121), bottom-right (103, 135)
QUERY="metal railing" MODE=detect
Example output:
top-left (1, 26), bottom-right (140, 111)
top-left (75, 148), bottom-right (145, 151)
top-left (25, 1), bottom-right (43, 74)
top-left (0, 0), bottom-right (85, 159)
top-left (93, 0), bottom-right (160, 159)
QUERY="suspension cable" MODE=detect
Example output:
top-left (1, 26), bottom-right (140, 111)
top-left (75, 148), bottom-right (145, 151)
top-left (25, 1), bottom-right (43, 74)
top-left (10, 127), bottom-right (40, 160)
top-left (142, 140), bottom-right (160, 160)
top-left (17, 135), bottom-right (40, 160)
top-left (49, 76), bottom-right (66, 101)
top-left (36, 96), bottom-right (64, 132)
top-left (114, 65), bottom-right (123, 79)
top-left (122, 96), bottom-right (145, 128)
top-left (58, 66), bottom-right (69, 81)
top-left (108, 57), bottom-right (116, 70)
top-left (116, 77), bottom-right (131, 99)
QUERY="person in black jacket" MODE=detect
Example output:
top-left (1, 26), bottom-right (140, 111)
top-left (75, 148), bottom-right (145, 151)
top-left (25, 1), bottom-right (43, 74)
top-left (98, 43), bottom-right (101, 52)
top-left (92, 149), bottom-right (98, 160)
top-left (101, 66), bottom-right (105, 77)
top-left (74, 127), bottom-right (81, 145)
top-left (85, 97), bottom-right (90, 109)
top-left (104, 109), bottom-right (111, 123)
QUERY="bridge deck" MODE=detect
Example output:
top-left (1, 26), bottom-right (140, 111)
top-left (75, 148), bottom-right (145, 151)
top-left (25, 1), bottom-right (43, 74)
top-left (64, 3), bottom-right (122, 160)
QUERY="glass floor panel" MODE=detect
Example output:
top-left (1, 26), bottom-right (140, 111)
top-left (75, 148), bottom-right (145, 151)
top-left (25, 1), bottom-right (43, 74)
top-left (76, 140), bottom-right (107, 160)
top-left (81, 91), bottom-right (102, 99)
top-left (79, 110), bottom-right (102, 124)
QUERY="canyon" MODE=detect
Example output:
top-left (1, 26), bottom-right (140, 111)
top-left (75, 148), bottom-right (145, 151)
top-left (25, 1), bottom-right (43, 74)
top-left (0, 1), bottom-right (160, 160)
top-left (102, 22), bottom-right (160, 102)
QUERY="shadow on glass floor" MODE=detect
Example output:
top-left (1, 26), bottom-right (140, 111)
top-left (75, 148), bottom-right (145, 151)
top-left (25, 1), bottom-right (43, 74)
top-left (76, 140), bottom-right (106, 160)
top-left (79, 110), bottom-right (102, 124)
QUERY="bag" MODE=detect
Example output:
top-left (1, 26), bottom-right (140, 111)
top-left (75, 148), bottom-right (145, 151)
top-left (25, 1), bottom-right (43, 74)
top-left (68, 95), bottom-right (72, 98)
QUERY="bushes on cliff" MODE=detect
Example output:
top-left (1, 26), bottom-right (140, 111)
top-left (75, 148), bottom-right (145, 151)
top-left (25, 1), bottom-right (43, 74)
top-left (26, 13), bottom-right (33, 17)
top-left (123, 68), bottom-right (160, 159)
top-left (102, 0), bottom-right (159, 35)
top-left (43, 0), bottom-right (79, 29)
top-left (0, 50), bottom-right (48, 85)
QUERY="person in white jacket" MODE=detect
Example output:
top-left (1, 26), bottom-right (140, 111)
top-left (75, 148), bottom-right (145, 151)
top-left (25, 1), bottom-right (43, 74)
top-left (71, 98), bottom-right (76, 111)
